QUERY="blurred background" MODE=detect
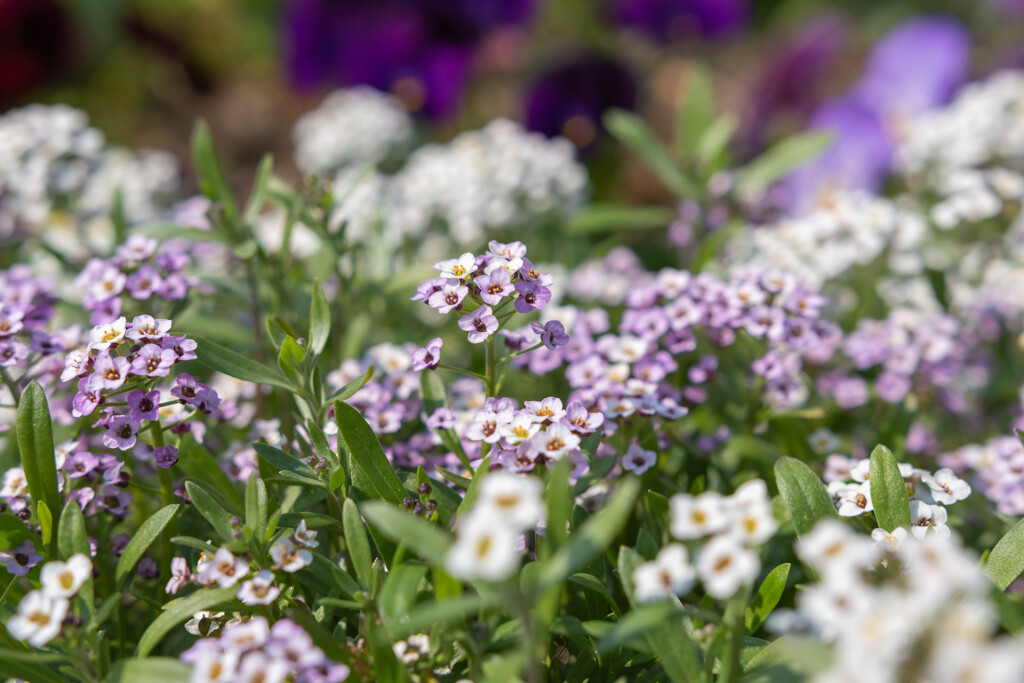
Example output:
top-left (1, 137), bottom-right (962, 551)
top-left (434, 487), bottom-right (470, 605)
top-left (2, 0), bottom-right (1023, 197)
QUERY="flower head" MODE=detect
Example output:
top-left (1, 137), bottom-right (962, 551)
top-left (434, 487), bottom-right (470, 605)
top-left (411, 337), bottom-right (443, 372)
top-left (458, 306), bottom-right (498, 344)
top-left (7, 590), bottom-right (67, 646)
top-left (0, 540), bottom-right (43, 576)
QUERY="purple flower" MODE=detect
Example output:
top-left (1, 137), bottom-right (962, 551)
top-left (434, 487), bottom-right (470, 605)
top-left (412, 277), bottom-right (447, 303)
top-left (126, 315), bottom-right (172, 342)
top-left (0, 308), bottom-right (24, 337)
top-left (427, 282), bottom-right (468, 314)
top-left (60, 349), bottom-right (90, 382)
top-left (154, 446), bottom-right (179, 469)
top-left (411, 337), bottom-right (443, 372)
top-left (88, 297), bottom-right (122, 326)
top-left (0, 339), bottom-right (27, 367)
top-left (63, 451), bottom-right (99, 479)
top-left (116, 235), bottom-right (158, 263)
top-left (93, 350), bottom-right (130, 390)
top-left (126, 266), bottom-right (163, 300)
top-left (171, 374), bottom-right (221, 414)
top-left (72, 374), bottom-right (105, 417)
top-left (127, 389), bottom-right (161, 422)
top-left (564, 402), bottom-right (604, 434)
top-left (530, 321), bottom-right (569, 350)
top-left (459, 306), bottom-right (498, 344)
top-left (97, 485), bottom-right (132, 516)
top-left (514, 281), bottom-right (552, 313)
top-left (68, 488), bottom-right (94, 511)
top-left (161, 336), bottom-right (197, 362)
top-left (611, 0), bottom-right (748, 42)
top-left (0, 540), bottom-right (42, 576)
top-left (475, 269), bottom-right (515, 305)
top-left (158, 273), bottom-right (189, 300)
top-left (137, 557), bottom-right (159, 580)
top-left (425, 407), bottom-right (457, 430)
top-left (130, 344), bottom-right (176, 378)
top-left (833, 376), bottom-right (870, 410)
top-left (103, 415), bottom-right (141, 451)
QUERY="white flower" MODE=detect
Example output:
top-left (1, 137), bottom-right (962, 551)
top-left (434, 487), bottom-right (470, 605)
top-left (797, 520), bottom-right (874, 572)
top-left (870, 527), bottom-right (908, 549)
top-left (166, 556), bottom-right (191, 594)
top-left (921, 467), bottom-right (971, 505)
top-left (499, 414), bottom-right (541, 446)
top-left (632, 544), bottom-right (696, 603)
top-left (88, 316), bottom-right (127, 351)
top-left (808, 428), bottom-right (841, 455)
top-left (198, 548), bottom-right (249, 588)
top-left (7, 590), bottom-right (67, 646)
top-left (221, 616), bottom-right (269, 652)
top-left (270, 538), bottom-right (313, 573)
top-left (235, 652), bottom-right (289, 683)
top-left (394, 633), bottom-right (432, 665)
top-left (184, 610), bottom-right (224, 636)
top-left (0, 467), bottom-right (28, 498)
top-left (697, 535), bottom-right (760, 599)
top-left (836, 482), bottom-right (873, 517)
top-left (191, 650), bottom-right (239, 683)
top-left (909, 500), bottom-right (951, 540)
top-left (40, 554), bottom-right (91, 598)
top-left (476, 472), bottom-right (544, 530)
top-left (445, 513), bottom-right (521, 582)
top-left (621, 444), bottom-right (657, 475)
top-left (726, 481), bottom-right (777, 546)
top-left (237, 570), bottom-right (280, 606)
top-left (669, 492), bottom-right (730, 540)
top-left (293, 519), bottom-right (319, 549)
top-left (531, 422), bottom-right (580, 460)
top-left (435, 253), bottom-right (477, 280)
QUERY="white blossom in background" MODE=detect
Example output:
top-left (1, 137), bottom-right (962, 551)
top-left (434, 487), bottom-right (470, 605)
top-left (293, 87), bottom-right (415, 175)
top-left (632, 543), bottom-right (696, 602)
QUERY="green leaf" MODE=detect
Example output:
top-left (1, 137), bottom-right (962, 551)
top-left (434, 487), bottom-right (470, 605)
top-left (15, 382), bottom-right (61, 541)
top-left (307, 419), bottom-right (341, 470)
top-left (37, 500), bottom-right (53, 549)
top-left (325, 365), bottom-right (375, 406)
top-left (335, 401), bottom-right (407, 505)
top-left (343, 499), bottom-right (373, 588)
top-left (116, 505), bottom-right (179, 585)
top-left (419, 371), bottom-right (470, 467)
top-left (191, 120), bottom-right (238, 218)
top-left (695, 114), bottom-right (737, 170)
top-left (379, 564), bottom-right (427, 630)
top-left (135, 586), bottom-right (240, 656)
top-left (360, 502), bottom-right (452, 567)
top-left (253, 443), bottom-right (319, 479)
top-left (567, 204), bottom-right (677, 235)
top-left (135, 223), bottom-right (231, 244)
top-left (309, 280), bottom-right (331, 357)
top-left (390, 593), bottom-right (497, 639)
top-left (604, 108), bottom-right (697, 197)
top-left (192, 335), bottom-right (294, 390)
top-left (57, 499), bottom-right (90, 560)
top-left (676, 64), bottom-right (714, 156)
top-left (243, 153), bottom-right (274, 224)
top-left (0, 647), bottom-right (69, 683)
top-left (986, 518), bottom-right (1024, 590)
top-left (278, 336), bottom-right (307, 385)
top-left (869, 444), bottom-right (911, 533)
top-left (595, 600), bottom-right (680, 654)
top-left (105, 657), bottom-right (191, 683)
top-left (745, 563), bottom-right (790, 634)
top-left (568, 573), bottom-right (621, 618)
top-left (244, 473), bottom-right (268, 552)
top-left (278, 512), bottom-right (342, 531)
top-left (774, 457), bottom-right (836, 536)
top-left (539, 477), bottom-right (640, 591)
top-left (184, 481), bottom-right (235, 541)
top-left (735, 130), bottom-right (833, 191)
top-left (176, 437), bottom-right (244, 510)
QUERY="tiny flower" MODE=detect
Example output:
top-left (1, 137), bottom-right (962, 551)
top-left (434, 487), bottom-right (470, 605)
top-left (40, 554), bottom-right (92, 598)
top-left (293, 520), bottom-right (319, 548)
top-left (127, 389), bottom-right (161, 422)
top-left (446, 513), bottom-right (520, 582)
top-left (428, 282), bottom-right (469, 314)
top-left (0, 307), bottom-right (24, 337)
top-left (125, 314), bottom-right (172, 342)
top-left (154, 446), bottom-right (179, 469)
top-left (476, 472), bottom-right (544, 529)
top-left (270, 537), bottom-right (312, 572)
top-left (237, 570), bottom-right (280, 605)
top-left (102, 415), bottom-right (141, 451)
top-left (166, 557), bottom-right (191, 594)
top-left (6, 590), bottom-right (68, 646)
top-left (564, 402), bottom-right (604, 434)
top-left (458, 306), bottom-right (499, 344)
top-left (171, 373), bottom-right (221, 413)
top-left (836, 483), bottom-right (873, 517)
top-left (98, 485), bottom-right (133, 516)
top-left (130, 343), bottom-right (176, 378)
top-left (870, 527), bottom-right (908, 549)
top-left (0, 467), bottom-right (29, 498)
top-left (161, 335), bottom-right (198, 362)
top-left (633, 544), bottom-right (697, 603)
top-left (523, 397), bottom-right (565, 423)
top-left (514, 281), bottom-right (552, 313)
top-left (93, 350), bottom-right (130, 390)
top-left (498, 413), bottom-right (541, 446)
top-left (727, 480), bottom-right (778, 546)
top-left (475, 268), bottom-right (515, 305)
top-left (72, 374), bottom-right (105, 418)
top-left (910, 500), bottom-right (951, 540)
top-left (435, 252), bottom-right (476, 280)
top-left (921, 467), bottom-right (971, 505)
top-left (198, 548), bottom-right (249, 588)
top-left (531, 422), bottom-right (581, 460)
top-left (126, 267), bottom-right (163, 300)
top-left (411, 337), bottom-right (443, 372)
top-left (0, 540), bottom-right (43, 576)
top-left (670, 492), bottom-right (730, 540)
top-left (530, 321), bottom-right (569, 350)
top-left (222, 616), bottom-right (269, 652)
top-left (88, 316), bottom-right (127, 351)
top-left (622, 443), bottom-right (657, 475)
top-left (697, 535), bottom-right (761, 599)
top-left (484, 256), bottom-right (523, 277)
top-left (61, 349), bottom-right (90, 382)
top-left (394, 633), bottom-right (432, 665)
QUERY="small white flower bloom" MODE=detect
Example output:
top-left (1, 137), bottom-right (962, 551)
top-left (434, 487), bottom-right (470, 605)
top-left (726, 484), bottom-right (777, 547)
top-left (921, 467), bottom-right (971, 505)
top-left (697, 535), bottom-right (760, 599)
top-left (7, 590), bottom-right (68, 646)
top-left (798, 520), bottom-right (874, 572)
top-left (184, 610), bottom-right (224, 636)
top-left (483, 256), bottom-right (523, 276)
top-left (198, 548), bottom-right (249, 588)
top-left (499, 413), bottom-right (541, 446)
top-left (293, 519), bottom-right (319, 548)
top-left (531, 422), bottom-right (580, 460)
top-left (435, 253), bottom-right (477, 280)
top-left (191, 650), bottom-right (239, 683)
top-left (40, 554), bottom-right (91, 598)
top-left (669, 492), bottom-right (730, 540)
top-left (235, 651), bottom-right (290, 683)
top-left (1, 467), bottom-right (29, 498)
top-left (621, 443), bottom-right (657, 475)
top-left (909, 500), bottom-right (950, 540)
top-left (221, 616), bottom-right (269, 652)
top-left (808, 428), bottom-right (841, 455)
top-left (394, 633), bottom-right (432, 665)
top-left (445, 513), bottom-right (521, 582)
top-left (237, 570), bottom-right (280, 606)
top-left (270, 537), bottom-right (313, 573)
top-left (476, 472), bottom-right (544, 530)
top-left (836, 482), bottom-right (873, 517)
top-left (632, 543), bottom-right (696, 603)
top-left (88, 316), bottom-right (127, 351)
top-left (870, 527), bottom-right (908, 549)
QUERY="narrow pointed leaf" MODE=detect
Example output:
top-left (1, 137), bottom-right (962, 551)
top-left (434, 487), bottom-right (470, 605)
top-left (360, 502), bottom-right (452, 567)
top-left (604, 109), bottom-right (697, 197)
top-left (324, 365), bottom-right (375, 406)
top-left (135, 586), bottom-right (240, 656)
top-left (192, 335), bottom-right (294, 390)
top-left (309, 280), bottom-right (331, 357)
top-left (735, 130), bottom-right (833, 190)
top-left (335, 401), bottom-right (407, 505)
top-left (116, 505), bottom-right (179, 584)
top-left (745, 563), bottom-right (790, 634)
top-left (16, 382), bottom-right (61, 534)
top-left (343, 499), bottom-right (373, 588)
top-left (869, 444), bottom-right (911, 532)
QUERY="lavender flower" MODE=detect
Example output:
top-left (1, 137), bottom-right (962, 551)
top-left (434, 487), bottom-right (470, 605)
top-left (458, 306), bottom-right (498, 344)
top-left (411, 337), bottom-right (443, 372)
top-left (530, 321), bottom-right (569, 350)
top-left (0, 540), bottom-right (43, 576)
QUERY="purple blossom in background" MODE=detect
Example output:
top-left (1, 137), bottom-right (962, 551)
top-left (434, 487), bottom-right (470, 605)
top-left (531, 321), bottom-right (569, 350)
top-left (514, 281), bottom-right (552, 313)
top-left (0, 540), bottom-right (42, 576)
top-left (171, 373), bottom-right (221, 414)
top-left (459, 306), bottom-right (498, 344)
top-left (525, 54), bottom-right (637, 151)
top-left (64, 451), bottom-right (99, 479)
top-left (411, 337), bottom-right (443, 372)
top-left (610, 0), bottom-right (748, 42)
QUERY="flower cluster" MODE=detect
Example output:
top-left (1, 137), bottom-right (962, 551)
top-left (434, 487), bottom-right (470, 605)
top-left (181, 617), bottom-right (350, 683)
top-left (0, 266), bottom-right (63, 380)
top-left (940, 434), bottom-right (1024, 515)
top-left (7, 554), bottom-right (91, 646)
top-left (634, 479), bottom-right (777, 601)
top-left (446, 471), bottom-right (544, 582)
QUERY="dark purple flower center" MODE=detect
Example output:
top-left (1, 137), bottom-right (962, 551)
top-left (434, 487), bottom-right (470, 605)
top-left (14, 553), bottom-right (28, 566)
top-left (118, 424), bottom-right (132, 439)
top-left (474, 319), bottom-right (488, 332)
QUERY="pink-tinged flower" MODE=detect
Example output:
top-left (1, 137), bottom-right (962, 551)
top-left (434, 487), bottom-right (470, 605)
top-left (0, 339), bottom-right (28, 367)
top-left (60, 349), bottom-right (90, 382)
top-left (116, 234), bottom-right (159, 263)
top-left (102, 415), bottom-right (140, 451)
top-left (517, 257), bottom-right (553, 285)
top-left (270, 538), bottom-right (312, 573)
top-left (127, 389), bottom-right (160, 422)
top-left (0, 540), bottom-right (43, 576)
top-left (126, 266), bottom-right (163, 300)
top-left (523, 397), bottom-right (565, 423)
top-left (166, 557), bottom-right (191, 594)
top-left (412, 277), bottom-right (447, 303)
top-left (63, 452), bottom-right (99, 479)
top-left (125, 314), bottom-right (172, 342)
top-left (154, 446), bottom-right (179, 469)
top-left (130, 343), bottom-right (176, 377)
top-left (425, 407), bottom-right (457, 430)
top-left (88, 316), bottom-right (127, 351)
top-left (198, 548), bottom-right (250, 588)
top-left (427, 282), bottom-right (469, 314)
top-left (459, 306), bottom-right (498, 344)
top-left (72, 374), bottom-right (105, 418)
top-left (530, 321), bottom-right (569, 350)
top-left (171, 374), bottom-right (221, 414)
top-left (475, 268), bottom-right (515, 305)
top-left (411, 337), bottom-right (443, 372)
top-left (466, 407), bottom-right (512, 444)
top-left (622, 443), bottom-right (657, 475)
top-left (237, 570), bottom-right (280, 605)
top-left (161, 335), bottom-right (197, 362)
top-left (97, 485), bottom-right (132, 516)
top-left (564, 402), bottom-right (604, 434)
top-left (488, 240), bottom-right (527, 260)
top-left (267, 619), bottom-right (324, 668)
top-left (0, 308), bottom-right (25, 337)
top-left (514, 281), bottom-right (552, 313)
top-left (93, 351), bottom-right (130, 390)
top-left (434, 252), bottom-right (477, 280)
top-left (158, 273), bottom-right (189, 301)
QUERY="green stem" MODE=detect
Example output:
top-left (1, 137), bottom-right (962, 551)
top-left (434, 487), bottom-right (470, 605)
top-left (0, 368), bottom-right (21, 404)
top-left (437, 364), bottom-right (487, 381)
top-left (151, 424), bottom-right (176, 581)
top-left (719, 583), bottom-right (752, 683)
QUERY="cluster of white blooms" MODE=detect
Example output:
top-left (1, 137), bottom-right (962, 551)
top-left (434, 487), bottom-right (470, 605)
top-left (445, 471), bottom-right (544, 582)
top-left (0, 104), bottom-right (178, 241)
top-left (292, 87), bottom-right (415, 175)
top-left (7, 554), bottom-right (91, 646)
top-left (787, 521), bottom-right (1024, 683)
top-left (728, 192), bottom-right (928, 288)
top-left (898, 70), bottom-right (1024, 184)
top-left (633, 479), bottom-right (777, 602)
top-left (324, 119), bottom-right (588, 251)
top-left (822, 455), bottom-right (970, 537)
